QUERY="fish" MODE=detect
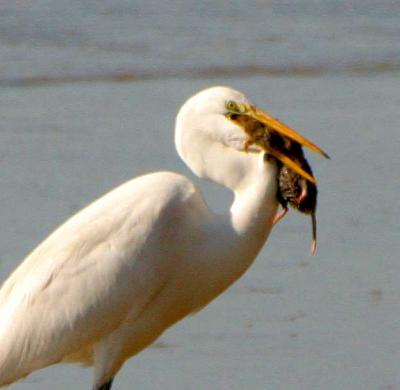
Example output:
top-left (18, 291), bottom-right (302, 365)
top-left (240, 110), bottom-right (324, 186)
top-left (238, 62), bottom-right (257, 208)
top-left (274, 143), bottom-right (318, 255)
top-left (231, 114), bottom-right (319, 255)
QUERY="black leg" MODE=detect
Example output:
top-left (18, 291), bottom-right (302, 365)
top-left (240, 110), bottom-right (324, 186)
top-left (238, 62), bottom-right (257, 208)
top-left (95, 377), bottom-right (114, 390)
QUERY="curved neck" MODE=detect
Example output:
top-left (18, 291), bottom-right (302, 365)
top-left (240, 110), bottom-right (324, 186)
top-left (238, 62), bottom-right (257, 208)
top-left (229, 153), bottom-right (278, 254)
top-left (189, 144), bottom-right (278, 246)
top-left (174, 89), bottom-right (280, 302)
top-left (202, 153), bottom-right (279, 292)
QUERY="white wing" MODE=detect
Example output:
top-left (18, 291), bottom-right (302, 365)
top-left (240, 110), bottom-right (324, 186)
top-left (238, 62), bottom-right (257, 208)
top-left (0, 171), bottom-right (205, 383)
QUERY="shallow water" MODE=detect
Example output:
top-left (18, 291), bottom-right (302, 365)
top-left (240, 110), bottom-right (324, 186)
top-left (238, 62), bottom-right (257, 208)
top-left (1, 0), bottom-right (400, 84)
top-left (1, 2), bottom-right (400, 389)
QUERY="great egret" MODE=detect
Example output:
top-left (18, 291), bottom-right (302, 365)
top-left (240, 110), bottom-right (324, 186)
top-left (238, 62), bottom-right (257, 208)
top-left (0, 86), bottom-right (327, 389)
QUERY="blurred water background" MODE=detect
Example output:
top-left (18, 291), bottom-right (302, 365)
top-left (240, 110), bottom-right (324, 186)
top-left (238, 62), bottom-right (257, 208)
top-left (0, 1), bottom-right (399, 389)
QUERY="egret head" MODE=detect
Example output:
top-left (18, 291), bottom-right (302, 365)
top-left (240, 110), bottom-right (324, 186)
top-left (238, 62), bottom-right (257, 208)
top-left (175, 86), bottom-right (328, 190)
top-left (175, 86), bottom-right (256, 189)
top-left (175, 86), bottom-right (251, 152)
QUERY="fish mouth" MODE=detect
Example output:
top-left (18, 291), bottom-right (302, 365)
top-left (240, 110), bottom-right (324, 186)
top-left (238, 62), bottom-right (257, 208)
top-left (226, 101), bottom-right (330, 184)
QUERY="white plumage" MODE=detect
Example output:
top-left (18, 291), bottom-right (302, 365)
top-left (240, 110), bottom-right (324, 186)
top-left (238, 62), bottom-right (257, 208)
top-left (0, 86), bottom-right (321, 389)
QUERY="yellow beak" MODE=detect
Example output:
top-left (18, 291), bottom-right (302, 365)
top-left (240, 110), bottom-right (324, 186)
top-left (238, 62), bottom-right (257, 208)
top-left (266, 148), bottom-right (317, 184)
top-left (248, 105), bottom-right (330, 159)
top-left (240, 104), bottom-right (329, 184)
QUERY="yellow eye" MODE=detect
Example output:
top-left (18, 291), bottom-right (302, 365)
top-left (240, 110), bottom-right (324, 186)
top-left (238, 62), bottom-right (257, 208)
top-left (226, 100), bottom-right (238, 112)
top-left (226, 100), bottom-right (246, 115)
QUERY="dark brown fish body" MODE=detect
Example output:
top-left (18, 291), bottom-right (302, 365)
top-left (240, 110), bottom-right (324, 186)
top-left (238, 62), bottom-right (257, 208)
top-left (272, 139), bottom-right (318, 255)
top-left (276, 143), bottom-right (317, 215)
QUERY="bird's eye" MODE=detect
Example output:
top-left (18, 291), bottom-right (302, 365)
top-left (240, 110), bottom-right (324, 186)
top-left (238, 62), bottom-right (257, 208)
top-left (226, 100), bottom-right (238, 112)
top-left (225, 100), bottom-right (246, 115)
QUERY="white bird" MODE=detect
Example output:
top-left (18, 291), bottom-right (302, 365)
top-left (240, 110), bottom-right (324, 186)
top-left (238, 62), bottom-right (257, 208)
top-left (0, 86), bottom-right (327, 389)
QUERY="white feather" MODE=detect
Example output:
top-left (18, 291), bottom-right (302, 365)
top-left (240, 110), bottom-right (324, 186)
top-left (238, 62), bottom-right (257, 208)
top-left (0, 87), bottom-right (279, 388)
